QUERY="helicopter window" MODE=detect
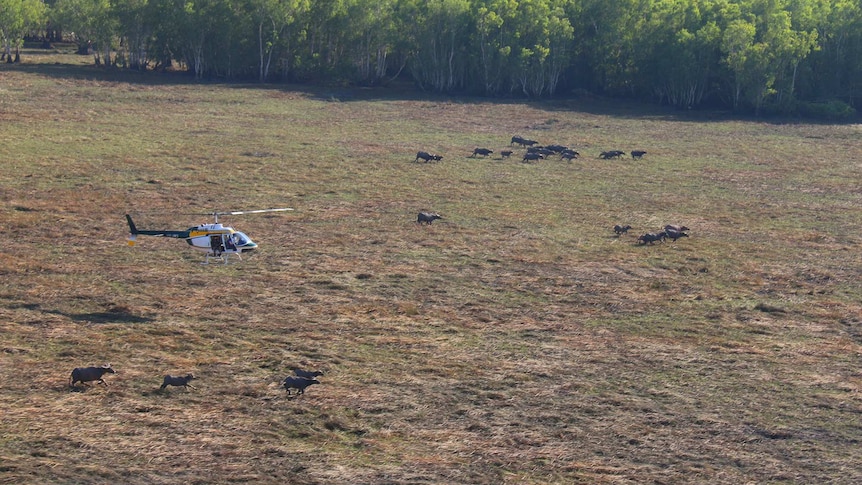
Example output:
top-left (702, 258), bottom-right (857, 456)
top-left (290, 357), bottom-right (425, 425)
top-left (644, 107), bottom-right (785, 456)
top-left (232, 232), bottom-right (251, 246)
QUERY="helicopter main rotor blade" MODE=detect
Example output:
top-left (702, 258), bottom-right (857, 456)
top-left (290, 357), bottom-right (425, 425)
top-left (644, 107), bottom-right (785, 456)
top-left (218, 208), bottom-right (294, 216)
top-left (186, 208), bottom-right (295, 217)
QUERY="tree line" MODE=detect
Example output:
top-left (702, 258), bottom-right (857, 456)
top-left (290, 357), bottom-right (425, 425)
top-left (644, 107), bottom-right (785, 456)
top-left (2, 0), bottom-right (860, 117)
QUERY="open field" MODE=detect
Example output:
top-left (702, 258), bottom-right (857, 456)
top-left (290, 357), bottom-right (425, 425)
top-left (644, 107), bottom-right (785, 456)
top-left (1, 51), bottom-right (861, 484)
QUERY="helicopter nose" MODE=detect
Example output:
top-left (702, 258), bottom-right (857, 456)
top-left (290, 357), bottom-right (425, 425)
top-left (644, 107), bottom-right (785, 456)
top-left (241, 242), bottom-right (258, 251)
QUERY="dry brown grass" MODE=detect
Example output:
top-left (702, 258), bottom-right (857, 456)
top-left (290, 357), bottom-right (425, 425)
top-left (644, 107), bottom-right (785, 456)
top-left (1, 52), bottom-right (861, 484)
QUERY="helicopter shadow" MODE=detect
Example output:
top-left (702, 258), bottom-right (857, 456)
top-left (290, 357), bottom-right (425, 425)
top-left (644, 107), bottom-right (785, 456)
top-left (11, 303), bottom-right (155, 325)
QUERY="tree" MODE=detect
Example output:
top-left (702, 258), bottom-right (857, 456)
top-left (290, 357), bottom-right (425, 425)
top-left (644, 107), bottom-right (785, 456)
top-left (0, 0), bottom-right (47, 62)
top-left (635, 0), bottom-right (721, 108)
top-left (246, 0), bottom-right (308, 82)
top-left (24, 0), bottom-right (859, 111)
top-left (519, 0), bottom-right (574, 96)
top-left (649, 22), bottom-right (722, 109)
top-left (348, 0), bottom-right (405, 85)
top-left (478, 0), bottom-right (574, 97)
top-left (571, 0), bottom-right (642, 96)
top-left (748, 0), bottom-right (818, 112)
top-left (802, 0), bottom-right (862, 104)
top-left (167, 0), bottom-right (236, 78)
top-left (721, 18), bottom-right (757, 111)
top-left (51, 0), bottom-right (118, 65)
top-left (114, 0), bottom-right (152, 70)
top-left (404, 0), bottom-right (472, 92)
top-left (473, 0), bottom-right (517, 96)
top-left (292, 0), bottom-right (345, 81)
top-left (770, 12), bottom-right (819, 108)
top-left (717, 0), bottom-right (820, 114)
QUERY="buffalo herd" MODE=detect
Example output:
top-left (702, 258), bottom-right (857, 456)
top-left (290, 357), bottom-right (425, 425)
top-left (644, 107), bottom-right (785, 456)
top-left (414, 136), bottom-right (686, 249)
top-left (414, 135), bottom-right (645, 164)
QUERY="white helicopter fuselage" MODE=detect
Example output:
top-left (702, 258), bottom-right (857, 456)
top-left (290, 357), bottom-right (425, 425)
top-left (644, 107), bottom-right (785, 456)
top-left (186, 224), bottom-right (258, 255)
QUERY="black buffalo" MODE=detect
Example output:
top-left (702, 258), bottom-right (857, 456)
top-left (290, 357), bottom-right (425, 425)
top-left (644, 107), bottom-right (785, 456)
top-left (415, 151), bottom-right (443, 163)
top-left (417, 212), bottom-right (443, 225)
top-left (70, 364), bottom-right (115, 388)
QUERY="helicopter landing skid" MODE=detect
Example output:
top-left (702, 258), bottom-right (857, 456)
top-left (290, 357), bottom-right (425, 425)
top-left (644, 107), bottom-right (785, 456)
top-left (204, 252), bottom-right (242, 265)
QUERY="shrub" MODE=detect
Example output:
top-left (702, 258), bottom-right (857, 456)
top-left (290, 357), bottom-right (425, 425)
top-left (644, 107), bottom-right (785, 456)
top-left (798, 99), bottom-right (857, 121)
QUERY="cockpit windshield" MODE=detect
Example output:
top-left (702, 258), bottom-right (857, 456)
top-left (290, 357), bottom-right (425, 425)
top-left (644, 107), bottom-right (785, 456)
top-left (231, 232), bottom-right (252, 246)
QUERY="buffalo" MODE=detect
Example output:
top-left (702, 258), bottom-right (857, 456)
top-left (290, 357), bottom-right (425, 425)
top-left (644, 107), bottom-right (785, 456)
top-left (70, 364), bottom-right (115, 388)
top-left (664, 224), bottom-right (690, 233)
top-left (600, 150), bottom-right (626, 159)
top-left (160, 374), bottom-right (196, 390)
top-left (415, 151), bottom-right (443, 163)
top-left (417, 212), bottom-right (443, 225)
top-left (561, 150), bottom-right (580, 161)
top-left (283, 376), bottom-right (320, 395)
top-left (614, 224), bottom-right (632, 235)
top-left (511, 136), bottom-right (538, 147)
top-left (637, 232), bottom-right (665, 245)
top-left (663, 229), bottom-right (689, 242)
top-left (294, 368), bottom-right (324, 379)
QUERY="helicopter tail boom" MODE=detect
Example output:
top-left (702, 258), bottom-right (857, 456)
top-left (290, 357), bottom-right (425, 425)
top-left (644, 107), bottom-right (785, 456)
top-left (125, 214), bottom-right (191, 244)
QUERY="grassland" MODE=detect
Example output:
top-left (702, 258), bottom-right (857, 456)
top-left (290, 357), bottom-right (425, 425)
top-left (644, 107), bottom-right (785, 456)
top-left (1, 49), bottom-right (860, 484)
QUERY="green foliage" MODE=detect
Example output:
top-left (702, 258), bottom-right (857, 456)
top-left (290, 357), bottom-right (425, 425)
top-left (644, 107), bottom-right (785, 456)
top-left (403, 0), bottom-right (473, 92)
top-left (246, 0), bottom-right (309, 82)
top-left (51, 0), bottom-right (118, 61)
top-left (0, 0), bottom-right (46, 56)
top-left (798, 99), bottom-right (857, 120)
top-left (2, 0), bottom-right (855, 115)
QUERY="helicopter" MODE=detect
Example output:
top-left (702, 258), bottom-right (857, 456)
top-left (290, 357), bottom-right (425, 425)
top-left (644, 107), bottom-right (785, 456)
top-left (125, 208), bottom-right (293, 264)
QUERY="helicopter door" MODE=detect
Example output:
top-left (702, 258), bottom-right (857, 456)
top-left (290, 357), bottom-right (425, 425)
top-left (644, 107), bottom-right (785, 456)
top-left (224, 234), bottom-right (237, 251)
top-left (210, 235), bottom-right (224, 254)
